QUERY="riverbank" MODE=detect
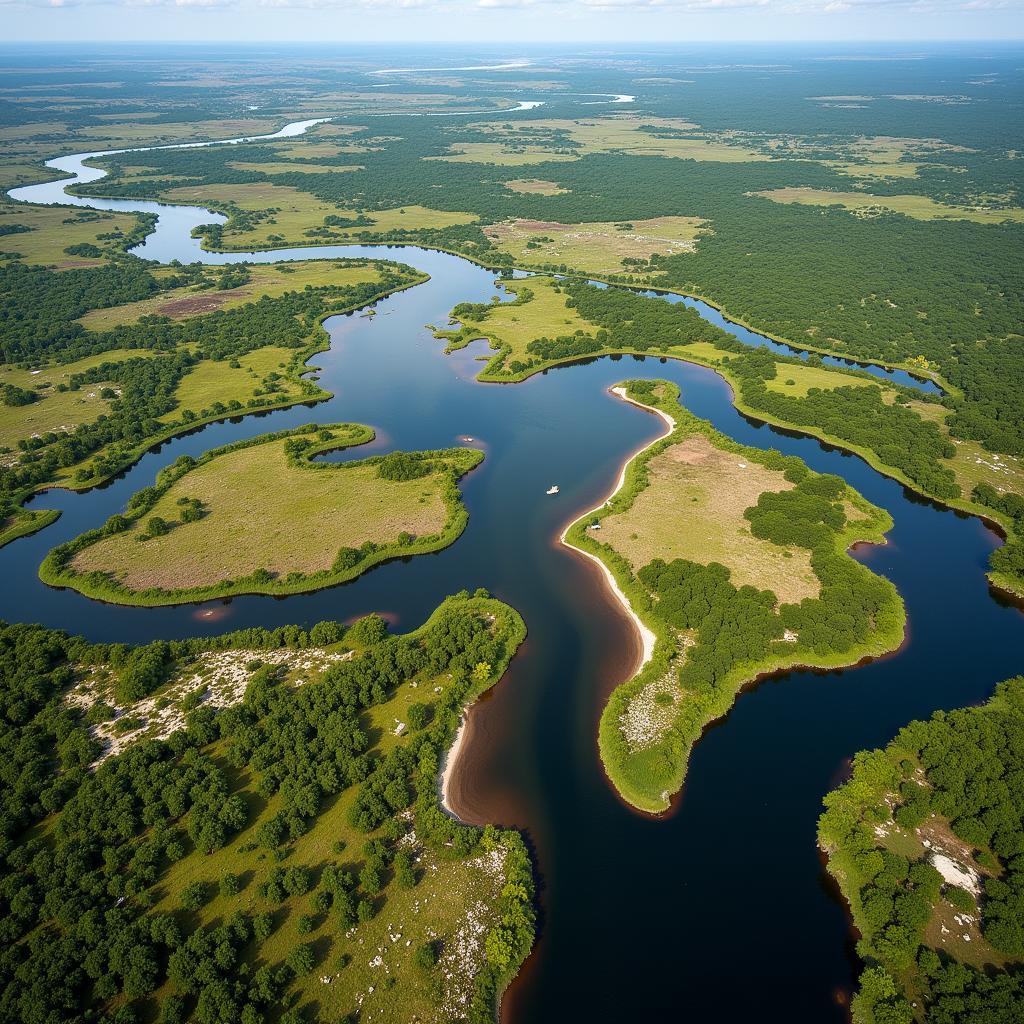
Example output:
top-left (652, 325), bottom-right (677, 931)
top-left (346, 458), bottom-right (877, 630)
top-left (440, 713), bottom-right (469, 816)
top-left (1, 269), bottom-right (429, 552)
top-left (559, 385), bottom-right (674, 676)
top-left (566, 380), bottom-right (906, 813)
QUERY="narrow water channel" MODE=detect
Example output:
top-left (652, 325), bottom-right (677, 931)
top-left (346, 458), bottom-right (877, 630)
top-left (6, 124), bottom-right (1021, 1022)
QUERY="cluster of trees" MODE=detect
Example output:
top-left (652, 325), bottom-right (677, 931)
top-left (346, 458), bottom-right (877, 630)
top-left (376, 450), bottom-right (432, 481)
top-left (819, 676), bottom-right (1024, 1023)
top-left (0, 382), bottom-right (36, 407)
top-left (735, 372), bottom-right (961, 500)
top-left (0, 594), bottom-right (534, 1023)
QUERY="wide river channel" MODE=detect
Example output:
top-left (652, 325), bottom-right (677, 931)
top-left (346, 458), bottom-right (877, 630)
top-left (7, 121), bottom-right (1022, 1022)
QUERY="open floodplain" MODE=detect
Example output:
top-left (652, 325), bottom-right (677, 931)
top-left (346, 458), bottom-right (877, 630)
top-left (1, 43), bottom-right (1023, 1024)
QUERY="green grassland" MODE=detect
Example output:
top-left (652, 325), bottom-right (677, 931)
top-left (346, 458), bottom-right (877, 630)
top-left (0, 594), bottom-right (534, 1024)
top-left (157, 181), bottom-right (478, 250)
top-left (227, 161), bottom-right (364, 175)
top-left (482, 215), bottom-right (708, 278)
top-left (502, 179), bottom-right (570, 196)
top-left (598, 430), bottom-right (821, 606)
top-left (765, 362), bottom-right (878, 397)
top-left (433, 277), bottom-right (599, 378)
top-left (42, 423), bottom-right (483, 605)
top-left (0, 203), bottom-right (149, 267)
top-left (566, 380), bottom-right (904, 813)
top-left (166, 345), bottom-right (306, 420)
top-left (0, 350), bottom-right (155, 452)
top-left (432, 117), bottom-right (772, 165)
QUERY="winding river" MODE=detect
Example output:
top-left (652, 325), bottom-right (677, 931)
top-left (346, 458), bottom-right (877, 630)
top-left (6, 121), bottom-right (1020, 1022)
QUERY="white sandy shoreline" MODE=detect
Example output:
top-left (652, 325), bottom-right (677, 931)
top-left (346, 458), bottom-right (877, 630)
top-left (560, 386), bottom-right (676, 676)
top-left (440, 714), bottom-right (469, 817)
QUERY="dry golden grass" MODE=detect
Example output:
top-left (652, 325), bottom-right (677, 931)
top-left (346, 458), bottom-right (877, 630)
top-left (503, 178), bottom-right (570, 195)
top-left (599, 433), bottom-right (819, 604)
top-left (755, 187), bottom-right (1024, 224)
top-left (484, 215), bottom-right (708, 275)
top-left (72, 434), bottom-right (451, 590)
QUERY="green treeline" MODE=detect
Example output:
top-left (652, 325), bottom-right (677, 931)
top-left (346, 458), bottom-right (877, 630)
top-left (972, 484), bottom-right (1024, 583)
top-left (819, 677), bottom-right (1024, 1024)
top-left (0, 594), bottom-right (534, 1024)
top-left (563, 281), bottom-right (963, 500)
top-left (106, 113), bottom-right (1024, 459)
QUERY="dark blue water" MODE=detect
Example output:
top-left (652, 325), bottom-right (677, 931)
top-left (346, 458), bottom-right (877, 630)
top-left (5, 129), bottom-right (1019, 1023)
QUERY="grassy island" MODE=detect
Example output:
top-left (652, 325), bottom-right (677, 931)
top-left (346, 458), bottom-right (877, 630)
top-left (41, 423), bottom-right (482, 605)
top-left (0, 593), bottom-right (535, 1024)
top-left (820, 677), bottom-right (1024, 1024)
top-left (564, 380), bottom-right (905, 813)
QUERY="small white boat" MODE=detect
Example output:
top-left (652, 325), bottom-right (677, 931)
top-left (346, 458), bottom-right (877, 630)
top-left (546, 485), bottom-right (560, 495)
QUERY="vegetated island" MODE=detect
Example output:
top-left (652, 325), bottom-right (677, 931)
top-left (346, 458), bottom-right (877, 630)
top-left (564, 380), bottom-right (906, 813)
top-left (819, 676), bottom-right (1024, 1023)
top-left (434, 276), bottom-right (1024, 600)
top-left (0, 592), bottom-right (535, 1024)
top-left (40, 423), bottom-right (482, 606)
top-left (0, 257), bottom-right (427, 550)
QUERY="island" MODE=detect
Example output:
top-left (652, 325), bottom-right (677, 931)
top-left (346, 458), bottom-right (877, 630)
top-left (40, 423), bottom-right (482, 605)
top-left (564, 380), bottom-right (905, 812)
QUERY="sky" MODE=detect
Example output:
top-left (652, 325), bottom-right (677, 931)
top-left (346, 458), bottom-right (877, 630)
top-left (1, 0), bottom-right (1022, 44)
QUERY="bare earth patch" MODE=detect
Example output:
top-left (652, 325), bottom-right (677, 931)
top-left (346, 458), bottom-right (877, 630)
top-left (67, 646), bottom-right (352, 765)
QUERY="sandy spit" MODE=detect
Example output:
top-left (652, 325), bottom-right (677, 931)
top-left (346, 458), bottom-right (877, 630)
top-left (559, 386), bottom-right (675, 675)
top-left (440, 714), bottom-right (469, 817)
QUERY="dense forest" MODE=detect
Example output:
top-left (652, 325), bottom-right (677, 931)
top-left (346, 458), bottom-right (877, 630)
top-left (0, 594), bottom-right (534, 1024)
top-left (819, 677), bottom-right (1024, 1024)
